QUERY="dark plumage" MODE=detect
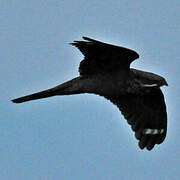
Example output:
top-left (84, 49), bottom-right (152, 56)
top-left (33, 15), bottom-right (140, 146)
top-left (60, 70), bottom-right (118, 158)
top-left (12, 37), bottom-right (168, 151)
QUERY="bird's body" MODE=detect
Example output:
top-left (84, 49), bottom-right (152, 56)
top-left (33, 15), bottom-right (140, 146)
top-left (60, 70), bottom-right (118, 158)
top-left (76, 69), bottom-right (167, 96)
top-left (12, 37), bottom-right (168, 151)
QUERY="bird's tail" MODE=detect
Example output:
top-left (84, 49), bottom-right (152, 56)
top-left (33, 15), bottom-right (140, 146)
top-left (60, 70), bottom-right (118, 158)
top-left (11, 77), bottom-right (84, 103)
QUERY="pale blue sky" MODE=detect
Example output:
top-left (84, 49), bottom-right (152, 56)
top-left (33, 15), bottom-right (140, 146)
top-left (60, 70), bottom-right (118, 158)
top-left (1, 0), bottom-right (180, 179)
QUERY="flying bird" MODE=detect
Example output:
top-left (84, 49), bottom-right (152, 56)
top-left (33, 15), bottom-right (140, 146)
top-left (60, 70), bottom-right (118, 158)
top-left (12, 37), bottom-right (168, 151)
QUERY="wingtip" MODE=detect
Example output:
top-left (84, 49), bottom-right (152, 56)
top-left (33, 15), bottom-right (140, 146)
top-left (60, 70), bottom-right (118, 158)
top-left (69, 41), bottom-right (82, 46)
top-left (70, 36), bottom-right (98, 44)
top-left (11, 95), bottom-right (32, 103)
top-left (165, 81), bottom-right (168, 86)
top-left (69, 36), bottom-right (88, 45)
top-left (69, 42), bottom-right (75, 46)
top-left (82, 36), bottom-right (98, 42)
top-left (82, 36), bottom-right (89, 40)
top-left (11, 98), bottom-right (23, 103)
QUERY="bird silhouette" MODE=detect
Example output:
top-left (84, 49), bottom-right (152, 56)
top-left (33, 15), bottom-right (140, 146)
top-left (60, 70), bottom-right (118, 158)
top-left (12, 37), bottom-right (168, 151)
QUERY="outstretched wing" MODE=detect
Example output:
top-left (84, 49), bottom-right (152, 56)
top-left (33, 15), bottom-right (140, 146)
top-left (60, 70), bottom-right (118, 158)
top-left (106, 88), bottom-right (167, 151)
top-left (71, 37), bottom-right (139, 75)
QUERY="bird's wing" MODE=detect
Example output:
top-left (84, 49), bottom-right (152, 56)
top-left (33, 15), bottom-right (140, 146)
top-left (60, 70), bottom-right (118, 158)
top-left (106, 88), bottom-right (167, 150)
top-left (70, 37), bottom-right (139, 75)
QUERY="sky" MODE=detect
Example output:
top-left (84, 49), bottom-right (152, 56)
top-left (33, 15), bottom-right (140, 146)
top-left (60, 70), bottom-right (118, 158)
top-left (0, 0), bottom-right (180, 179)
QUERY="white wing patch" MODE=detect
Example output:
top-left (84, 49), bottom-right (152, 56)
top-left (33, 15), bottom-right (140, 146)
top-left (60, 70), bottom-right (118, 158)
top-left (143, 128), bottom-right (164, 135)
top-left (142, 84), bottom-right (158, 88)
